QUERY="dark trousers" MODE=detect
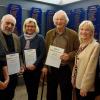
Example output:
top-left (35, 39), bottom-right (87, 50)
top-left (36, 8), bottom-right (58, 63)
top-left (95, 60), bottom-right (100, 96)
top-left (23, 69), bottom-right (41, 100)
top-left (76, 88), bottom-right (95, 100)
top-left (47, 65), bottom-right (72, 100)
top-left (0, 74), bottom-right (18, 100)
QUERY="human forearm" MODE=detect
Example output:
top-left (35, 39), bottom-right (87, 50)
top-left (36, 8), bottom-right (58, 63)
top-left (0, 66), bottom-right (9, 90)
top-left (3, 66), bottom-right (9, 83)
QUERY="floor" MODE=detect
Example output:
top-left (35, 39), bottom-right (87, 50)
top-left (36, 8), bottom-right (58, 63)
top-left (9, 76), bottom-right (100, 100)
top-left (13, 76), bottom-right (61, 100)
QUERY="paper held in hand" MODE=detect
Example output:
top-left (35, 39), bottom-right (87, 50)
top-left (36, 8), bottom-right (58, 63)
top-left (6, 53), bottom-right (20, 75)
top-left (24, 49), bottom-right (36, 66)
top-left (45, 45), bottom-right (64, 68)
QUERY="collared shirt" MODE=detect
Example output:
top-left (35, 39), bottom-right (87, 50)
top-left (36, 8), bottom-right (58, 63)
top-left (52, 31), bottom-right (68, 50)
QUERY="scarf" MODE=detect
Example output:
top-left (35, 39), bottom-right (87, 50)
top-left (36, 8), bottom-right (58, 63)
top-left (24, 33), bottom-right (37, 40)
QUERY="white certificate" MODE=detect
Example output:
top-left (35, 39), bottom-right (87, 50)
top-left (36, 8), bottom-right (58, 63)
top-left (6, 53), bottom-right (20, 75)
top-left (24, 49), bottom-right (36, 66)
top-left (45, 45), bottom-right (64, 68)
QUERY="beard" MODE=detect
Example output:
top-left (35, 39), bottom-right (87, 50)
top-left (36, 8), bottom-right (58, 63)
top-left (1, 24), bottom-right (13, 35)
top-left (2, 30), bottom-right (12, 35)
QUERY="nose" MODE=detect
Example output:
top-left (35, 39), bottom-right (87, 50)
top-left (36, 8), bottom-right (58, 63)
top-left (81, 29), bottom-right (86, 34)
top-left (28, 26), bottom-right (32, 29)
top-left (57, 19), bottom-right (61, 23)
top-left (8, 23), bottom-right (14, 28)
top-left (8, 24), bottom-right (12, 28)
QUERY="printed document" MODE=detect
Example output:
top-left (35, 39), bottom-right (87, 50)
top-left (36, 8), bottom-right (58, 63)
top-left (45, 45), bottom-right (64, 68)
top-left (24, 49), bottom-right (36, 66)
top-left (6, 53), bottom-right (20, 75)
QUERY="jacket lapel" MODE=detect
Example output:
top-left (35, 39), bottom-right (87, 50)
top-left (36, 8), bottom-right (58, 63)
top-left (0, 31), bottom-right (8, 52)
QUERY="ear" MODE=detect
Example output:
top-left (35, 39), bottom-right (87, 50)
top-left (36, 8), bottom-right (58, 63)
top-left (0, 22), bottom-right (1, 27)
top-left (0, 22), bottom-right (2, 29)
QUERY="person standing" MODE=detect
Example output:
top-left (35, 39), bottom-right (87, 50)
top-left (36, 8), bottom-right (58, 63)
top-left (0, 14), bottom-right (22, 100)
top-left (71, 20), bottom-right (100, 100)
top-left (0, 37), bottom-right (9, 91)
top-left (95, 55), bottom-right (100, 100)
top-left (20, 18), bottom-right (46, 100)
top-left (42, 10), bottom-right (80, 100)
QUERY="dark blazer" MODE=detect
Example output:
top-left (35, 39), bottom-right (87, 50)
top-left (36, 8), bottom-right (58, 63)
top-left (0, 31), bottom-right (21, 81)
top-left (20, 34), bottom-right (46, 69)
top-left (0, 31), bottom-right (20, 62)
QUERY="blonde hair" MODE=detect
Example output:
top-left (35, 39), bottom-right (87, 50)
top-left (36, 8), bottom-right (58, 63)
top-left (23, 18), bottom-right (39, 33)
top-left (78, 20), bottom-right (95, 42)
top-left (53, 10), bottom-right (69, 25)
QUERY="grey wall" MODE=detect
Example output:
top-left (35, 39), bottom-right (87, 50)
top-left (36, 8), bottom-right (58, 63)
top-left (0, 0), bottom-right (100, 35)
top-left (62, 0), bottom-right (100, 10)
top-left (0, 0), bottom-right (60, 11)
top-left (62, 0), bottom-right (100, 42)
top-left (0, 0), bottom-right (61, 35)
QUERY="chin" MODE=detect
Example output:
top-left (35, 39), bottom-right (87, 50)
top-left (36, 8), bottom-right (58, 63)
top-left (57, 26), bottom-right (63, 29)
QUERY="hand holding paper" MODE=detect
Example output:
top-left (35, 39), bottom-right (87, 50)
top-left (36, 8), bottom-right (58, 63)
top-left (6, 53), bottom-right (20, 75)
top-left (24, 49), bottom-right (36, 66)
top-left (45, 45), bottom-right (64, 68)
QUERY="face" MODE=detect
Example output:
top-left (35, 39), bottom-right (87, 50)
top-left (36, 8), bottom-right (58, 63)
top-left (54, 14), bottom-right (66, 29)
top-left (25, 22), bottom-right (36, 35)
top-left (79, 24), bottom-right (92, 40)
top-left (1, 17), bottom-right (15, 34)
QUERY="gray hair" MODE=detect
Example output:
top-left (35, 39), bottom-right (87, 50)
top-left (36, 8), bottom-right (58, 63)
top-left (23, 18), bottom-right (39, 33)
top-left (1, 14), bottom-right (16, 25)
top-left (53, 10), bottom-right (69, 25)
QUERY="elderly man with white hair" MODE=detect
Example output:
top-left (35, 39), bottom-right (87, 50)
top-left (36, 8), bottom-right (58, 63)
top-left (42, 10), bottom-right (80, 100)
top-left (0, 14), bottom-right (21, 100)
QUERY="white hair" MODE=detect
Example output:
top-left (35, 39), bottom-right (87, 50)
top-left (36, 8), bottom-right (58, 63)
top-left (1, 14), bottom-right (16, 25)
top-left (23, 18), bottom-right (39, 33)
top-left (0, 14), bottom-right (16, 34)
top-left (53, 10), bottom-right (69, 25)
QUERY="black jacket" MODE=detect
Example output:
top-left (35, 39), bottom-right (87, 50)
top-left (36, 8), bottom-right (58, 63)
top-left (95, 57), bottom-right (100, 96)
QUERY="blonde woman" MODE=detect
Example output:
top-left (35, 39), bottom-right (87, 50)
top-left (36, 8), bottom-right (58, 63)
top-left (20, 18), bottom-right (46, 100)
top-left (72, 20), bottom-right (100, 100)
